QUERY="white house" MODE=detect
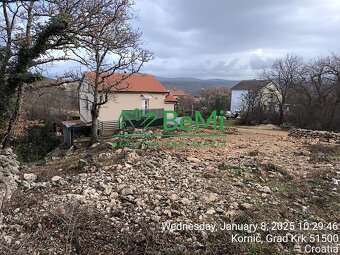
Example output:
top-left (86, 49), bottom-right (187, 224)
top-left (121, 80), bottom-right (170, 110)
top-left (230, 80), bottom-right (279, 113)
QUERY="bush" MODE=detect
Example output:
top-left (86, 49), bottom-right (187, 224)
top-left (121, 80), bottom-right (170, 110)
top-left (14, 125), bottom-right (60, 162)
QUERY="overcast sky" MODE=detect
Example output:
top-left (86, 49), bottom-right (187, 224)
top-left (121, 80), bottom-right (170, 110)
top-left (131, 0), bottom-right (340, 79)
top-left (49, 0), bottom-right (340, 80)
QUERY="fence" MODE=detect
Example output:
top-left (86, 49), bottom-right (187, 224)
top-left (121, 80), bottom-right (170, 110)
top-left (98, 121), bottom-right (119, 134)
top-left (63, 109), bottom-right (165, 147)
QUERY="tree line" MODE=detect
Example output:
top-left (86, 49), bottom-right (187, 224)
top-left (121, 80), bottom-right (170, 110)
top-left (177, 87), bottom-right (231, 118)
top-left (242, 53), bottom-right (340, 131)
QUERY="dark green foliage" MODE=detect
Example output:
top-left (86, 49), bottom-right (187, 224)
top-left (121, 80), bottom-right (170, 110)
top-left (0, 13), bottom-right (71, 147)
top-left (207, 93), bottom-right (230, 113)
top-left (199, 87), bottom-right (231, 117)
top-left (14, 125), bottom-right (60, 162)
top-left (1, 14), bottom-right (69, 113)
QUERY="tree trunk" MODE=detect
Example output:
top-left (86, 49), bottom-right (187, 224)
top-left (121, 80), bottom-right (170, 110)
top-left (0, 84), bottom-right (24, 149)
top-left (278, 105), bottom-right (284, 124)
top-left (326, 101), bottom-right (339, 130)
top-left (90, 107), bottom-right (99, 145)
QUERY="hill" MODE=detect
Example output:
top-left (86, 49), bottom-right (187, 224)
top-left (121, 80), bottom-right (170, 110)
top-left (156, 76), bottom-right (239, 95)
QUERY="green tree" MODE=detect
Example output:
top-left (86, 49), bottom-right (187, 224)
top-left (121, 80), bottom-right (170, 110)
top-left (200, 87), bottom-right (231, 116)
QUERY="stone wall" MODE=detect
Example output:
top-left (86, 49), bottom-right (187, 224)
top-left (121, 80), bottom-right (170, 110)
top-left (0, 149), bottom-right (20, 223)
top-left (288, 128), bottom-right (340, 143)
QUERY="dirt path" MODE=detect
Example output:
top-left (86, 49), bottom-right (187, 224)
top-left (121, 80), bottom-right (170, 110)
top-left (237, 126), bottom-right (288, 137)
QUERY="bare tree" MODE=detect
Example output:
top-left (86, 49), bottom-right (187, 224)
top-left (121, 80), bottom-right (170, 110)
top-left (177, 95), bottom-right (197, 116)
top-left (240, 88), bottom-right (266, 124)
top-left (71, 0), bottom-right (152, 144)
top-left (324, 52), bottom-right (340, 128)
top-left (291, 54), bottom-right (340, 129)
top-left (262, 53), bottom-right (305, 124)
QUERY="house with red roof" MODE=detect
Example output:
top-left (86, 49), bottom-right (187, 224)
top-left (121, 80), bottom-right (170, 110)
top-left (168, 88), bottom-right (186, 99)
top-left (78, 72), bottom-right (177, 123)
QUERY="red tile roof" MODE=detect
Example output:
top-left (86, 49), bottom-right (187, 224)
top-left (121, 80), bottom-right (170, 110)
top-left (84, 72), bottom-right (168, 93)
top-left (169, 88), bottom-right (186, 96)
top-left (165, 93), bottom-right (177, 102)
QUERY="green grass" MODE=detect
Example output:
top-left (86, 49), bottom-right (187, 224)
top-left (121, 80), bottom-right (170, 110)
top-left (225, 119), bottom-right (240, 127)
top-left (264, 179), bottom-right (302, 198)
top-left (219, 165), bottom-right (244, 177)
top-left (330, 153), bottom-right (340, 161)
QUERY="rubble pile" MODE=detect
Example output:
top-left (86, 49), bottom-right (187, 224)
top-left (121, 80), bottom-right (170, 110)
top-left (0, 127), bottom-right (339, 253)
top-left (16, 150), bottom-right (260, 228)
top-left (288, 128), bottom-right (340, 143)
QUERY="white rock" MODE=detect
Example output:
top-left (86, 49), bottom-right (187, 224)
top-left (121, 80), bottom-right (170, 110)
top-left (127, 152), bottom-right (140, 162)
top-left (98, 152), bottom-right (113, 158)
top-left (169, 194), bottom-right (180, 201)
top-left (301, 206), bottom-right (308, 214)
top-left (187, 157), bottom-right (201, 164)
top-left (260, 186), bottom-right (272, 194)
top-left (23, 173), bottom-right (37, 182)
top-left (163, 209), bottom-right (172, 217)
top-left (51, 176), bottom-right (63, 183)
top-left (35, 182), bottom-right (49, 189)
top-left (206, 208), bottom-right (216, 215)
top-left (83, 188), bottom-right (99, 198)
top-left (90, 142), bottom-right (100, 149)
top-left (181, 198), bottom-right (191, 204)
top-left (240, 203), bottom-right (252, 210)
top-left (78, 159), bottom-right (88, 166)
top-left (120, 188), bottom-right (133, 196)
top-left (200, 193), bottom-right (218, 203)
top-left (124, 163), bottom-right (133, 169)
top-left (104, 185), bottom-right (113, 195)
top-left (110, 192), bottom-right (119, 199)
top-left (21, 181), bottom-right (30, 189)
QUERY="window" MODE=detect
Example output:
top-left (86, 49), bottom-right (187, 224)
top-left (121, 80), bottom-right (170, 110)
top-left (83, 95), bottom-right (89, 110)
top-left (142, 99), bottom-right (149, 114)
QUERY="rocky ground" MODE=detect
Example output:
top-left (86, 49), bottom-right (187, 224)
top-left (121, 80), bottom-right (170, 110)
top-left (0, 126), bottom-right (339, 255)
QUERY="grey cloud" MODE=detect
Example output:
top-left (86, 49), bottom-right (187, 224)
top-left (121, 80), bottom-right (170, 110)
top-left (141, 57), bottom-right (253, 80)
top-left (134, 0), bottom-right (340, 79)
top-left (249, 55), bottom-right (274, 70)
top-left (43, 0), bottom-right (340, 79)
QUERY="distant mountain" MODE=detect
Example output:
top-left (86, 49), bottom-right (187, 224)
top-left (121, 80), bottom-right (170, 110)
top-left (156, 76), bottom-right (239, 96)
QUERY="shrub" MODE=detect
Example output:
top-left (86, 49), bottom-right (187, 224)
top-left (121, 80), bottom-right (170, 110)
top-left (14, 124), bottom-right (60, 162)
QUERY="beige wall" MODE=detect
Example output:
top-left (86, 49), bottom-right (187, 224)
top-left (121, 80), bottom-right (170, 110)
top-left (99, 92), bottom-right (175, 121)
top-left (261, 82), bottom-right (282, 107)
top-left (79, 85), bottom-right (175, 122)
top-left (79, 82), bottom-right (94, 123)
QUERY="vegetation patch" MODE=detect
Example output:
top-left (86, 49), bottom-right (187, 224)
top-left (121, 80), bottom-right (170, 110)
top-left (13, 125), bottom-right (60, 162)
top-left (218, 164), bottom-right (245, 177)
top-left (307, 143), bottom-right (340, 162)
